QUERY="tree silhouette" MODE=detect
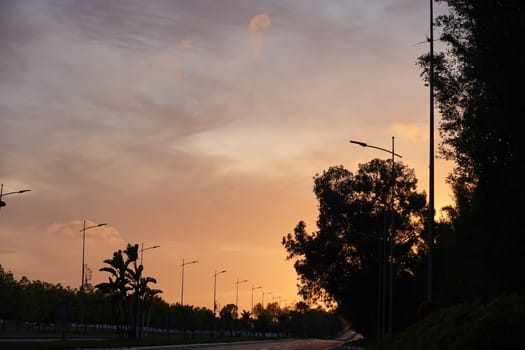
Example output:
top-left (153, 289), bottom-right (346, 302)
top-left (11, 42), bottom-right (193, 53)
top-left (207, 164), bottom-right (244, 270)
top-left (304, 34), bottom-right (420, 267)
top-left (0, 262), bottom-right (344, 339)
top-left (219, 304), bottom-right (237, 335)
top-left (240, 310), bottom-right (251, 334)
top-left (96, 243), bottom-right (161, 340)
top-left (418, 0), bottom-right (525, 303)
top-left (282, 160), bottom-right (426, 335)
top-left (95, 248), bottom-right (131, 337)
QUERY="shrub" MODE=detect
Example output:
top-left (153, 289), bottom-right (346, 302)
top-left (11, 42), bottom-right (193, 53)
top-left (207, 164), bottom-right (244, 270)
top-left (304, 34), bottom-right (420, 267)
top-left (387, 295), bottom-right (525, 350)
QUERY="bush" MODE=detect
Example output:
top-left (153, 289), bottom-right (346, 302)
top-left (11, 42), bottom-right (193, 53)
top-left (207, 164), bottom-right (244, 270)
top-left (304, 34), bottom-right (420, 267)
top-left (386, 295), bottom-right (525, 350)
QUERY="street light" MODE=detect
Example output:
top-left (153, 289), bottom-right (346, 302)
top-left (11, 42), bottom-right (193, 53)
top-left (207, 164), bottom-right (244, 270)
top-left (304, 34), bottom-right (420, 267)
top-left (80, 220), bottom-right (107, 332)
top-left (262, 291), bottom-right (272, 307)
top-left (181, 258), bottom-right (198, 306)
top-left (81, 221), bottom-right (107, 289)
top-left (349, 140), bottom-right (402, 159)
top-left (428, 0), bottom-right (435, 303)
top-left (181, 258), bottom-right (198, 339)
top-left (235, 278), bottom-right (248, 317)
top-left (350, 137), bottom-right (402, 335)
top-left (0, 184), bottom-right (30, 208)
top-left (251, 285), bottom-right (262, 315)
top-left (213, 269), bottom-right (227, 316)
top-left (140, 243), bottom-right (160, 265)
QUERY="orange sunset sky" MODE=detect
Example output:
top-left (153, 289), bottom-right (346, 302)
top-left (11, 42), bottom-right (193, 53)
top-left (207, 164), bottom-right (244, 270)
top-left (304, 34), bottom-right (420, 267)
top-left (0, 0), bottom-right (452, 312)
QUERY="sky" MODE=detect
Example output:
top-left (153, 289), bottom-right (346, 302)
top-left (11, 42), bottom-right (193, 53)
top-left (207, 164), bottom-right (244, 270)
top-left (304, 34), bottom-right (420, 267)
top-left (0, 0), bottom-right (452, 313)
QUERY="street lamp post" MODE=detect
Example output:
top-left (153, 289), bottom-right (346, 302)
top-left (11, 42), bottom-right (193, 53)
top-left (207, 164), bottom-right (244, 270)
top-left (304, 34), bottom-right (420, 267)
top-left (350, 137), bottom-right (402, 335)
top-left (81, 221), bottom-right (108, 289)
top-left (0, 184), bottom-right (30, 208)
top-left (140, 243), bottom-right (160, 265)
top-left (180, 258), bottom-right (198, 339)
top-left (80, 220), bottom-right (107, 333)
top-left (235, 278), bottom-right (248, 317)
top-left (213, 270), bottom-right (227, 316)
top-left (251, 285), bottom-right (262, 315)
top-left (181, 258), bottom-right (198, 306)
top-left (428, 0), bottom-right (435, 303)
top-left (261, 291), bottom-right (272, 307)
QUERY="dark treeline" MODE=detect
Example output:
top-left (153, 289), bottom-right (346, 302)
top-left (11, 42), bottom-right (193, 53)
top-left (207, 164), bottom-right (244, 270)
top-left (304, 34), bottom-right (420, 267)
top-left (419, 0), bottom-right (525, 305)
top-left (283, 0), bottom-right (525, 341)
top-left (0, 261), bottom-right (343, 340)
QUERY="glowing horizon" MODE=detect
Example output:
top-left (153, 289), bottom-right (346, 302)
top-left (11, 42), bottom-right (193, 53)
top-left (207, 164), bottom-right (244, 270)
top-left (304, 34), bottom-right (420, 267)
top-left (0, 1), bottom-right (453, 311)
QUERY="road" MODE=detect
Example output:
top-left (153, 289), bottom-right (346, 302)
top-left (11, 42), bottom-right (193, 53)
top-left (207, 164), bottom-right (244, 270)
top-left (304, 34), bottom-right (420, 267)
top-left (139, 339), bottom-right (345, 350)
top-left (1, 337), bottom-right (348, 350)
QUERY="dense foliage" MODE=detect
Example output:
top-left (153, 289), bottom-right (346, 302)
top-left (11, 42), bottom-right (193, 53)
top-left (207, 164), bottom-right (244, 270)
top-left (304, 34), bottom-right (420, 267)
top-left (282, 160), bottom-right (427, 335)
top-left (418, 0), bottom-right (525, 303)
top-left (0, 262), bottom-right (342, 339)
top-left (386, 295), bottom-right (525, 350)
top-left (280, 0), bottom-right (525, 345)
top-left (283, 0), bottom-right (525, 342)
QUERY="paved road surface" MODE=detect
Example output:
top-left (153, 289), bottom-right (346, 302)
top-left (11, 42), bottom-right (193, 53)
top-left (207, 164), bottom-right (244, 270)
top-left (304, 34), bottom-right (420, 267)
top-left (63, 339), bottom-right (345, 350)
top-left (146, 339), bottom-right (345, 350)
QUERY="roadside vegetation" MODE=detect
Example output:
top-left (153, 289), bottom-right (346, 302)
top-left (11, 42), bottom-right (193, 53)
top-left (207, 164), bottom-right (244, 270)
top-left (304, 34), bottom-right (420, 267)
top-left (0, 333), bottom-right (269, 350)
top-left (3, 1), bottom-right (524, 348)
top-left (284, 0), bottom-right (525, 348)
top-left (0, 255), bottom-right (343, 347)
top-left (385, 295), bottom-right (525, 350)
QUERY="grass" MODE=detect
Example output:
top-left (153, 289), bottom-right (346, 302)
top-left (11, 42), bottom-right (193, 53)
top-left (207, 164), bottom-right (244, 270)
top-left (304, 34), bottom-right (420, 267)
top-left (341, 295), bottom-right (525, 350)
top-left (0, 328), bottom-right (272, 349)
top-left (352, 295), bottom-right (525, 350)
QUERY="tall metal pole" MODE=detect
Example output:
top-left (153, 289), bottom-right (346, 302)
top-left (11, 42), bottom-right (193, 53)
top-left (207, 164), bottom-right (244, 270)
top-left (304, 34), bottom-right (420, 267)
top-left (350, 139), bottom-right (402, 335)
top-left (79, 220), bottom-right (107, 333)
top-left (262, 291), bottom-right (272, 307)
top-left (81, 220), bottom-right (86, 334)
top-left (213, 270), bottom-right (226, 316)
top-left (428, 0), bottom-right (435, 302)
top-left (180, 258), bottom-right (197, 338)
top-left (235, 279), bottom-right (248, 317)
top-left (388, 136), bottom-right (396, 334)
top-left (251, 285), bottom-right (261, 316)
top-left (181, 259), bottom-right (198, 305)
top-left (377, 223), bottom-right (384, 340)
top-left (213, 273), bottom-right (217, 316)
top-left (381, 208), bottom-right (388, 337)
top-left (81, 220), bottom-right (86, 289)
top-left (181, 258), bottom-right (185, 305)
top-left (181, 258), bottom-right (186, 339)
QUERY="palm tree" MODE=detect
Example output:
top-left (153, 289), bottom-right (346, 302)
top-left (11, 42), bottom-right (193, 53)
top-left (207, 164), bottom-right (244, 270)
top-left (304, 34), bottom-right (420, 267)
top-left (96, 248), bottom-right (132, 337)
top-left (240, 310), bottom-right (252, 335)
top-left (97, 243), bottom-right (162, 340)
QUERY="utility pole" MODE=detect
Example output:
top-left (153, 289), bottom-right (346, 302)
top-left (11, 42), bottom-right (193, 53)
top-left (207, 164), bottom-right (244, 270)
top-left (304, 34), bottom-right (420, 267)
top-left (428, 0), bottom-right (435, 302)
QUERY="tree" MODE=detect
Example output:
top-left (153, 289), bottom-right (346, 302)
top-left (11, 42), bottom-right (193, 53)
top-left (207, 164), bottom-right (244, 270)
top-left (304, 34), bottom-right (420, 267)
top-left (0, 265), bottom-right (18, 321)
top-left (282, 161), bottom-right (426, 335)
top-left (96, 247), bottom-right (131, 337)
top-left (418, 0), bottom-right (525, 302)
top-left (240, 310), bottom-right (252, 334)
top-left (96, 243), bottom-right (161, 340)
top-left (219, 304), bottom-right (237, 335)
top-left (190, 306), bottom-right (214, 335)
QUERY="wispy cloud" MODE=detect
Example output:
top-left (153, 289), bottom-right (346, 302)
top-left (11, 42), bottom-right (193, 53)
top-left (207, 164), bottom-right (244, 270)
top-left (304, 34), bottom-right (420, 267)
top-left (390, 122), bottom-right (428, 143)
top-left (248, 12), bottom-right (272, 56)
top-left (0, 0), bottom-right (451, 307)
top-left (47, 220), bottom-right (123, 244)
